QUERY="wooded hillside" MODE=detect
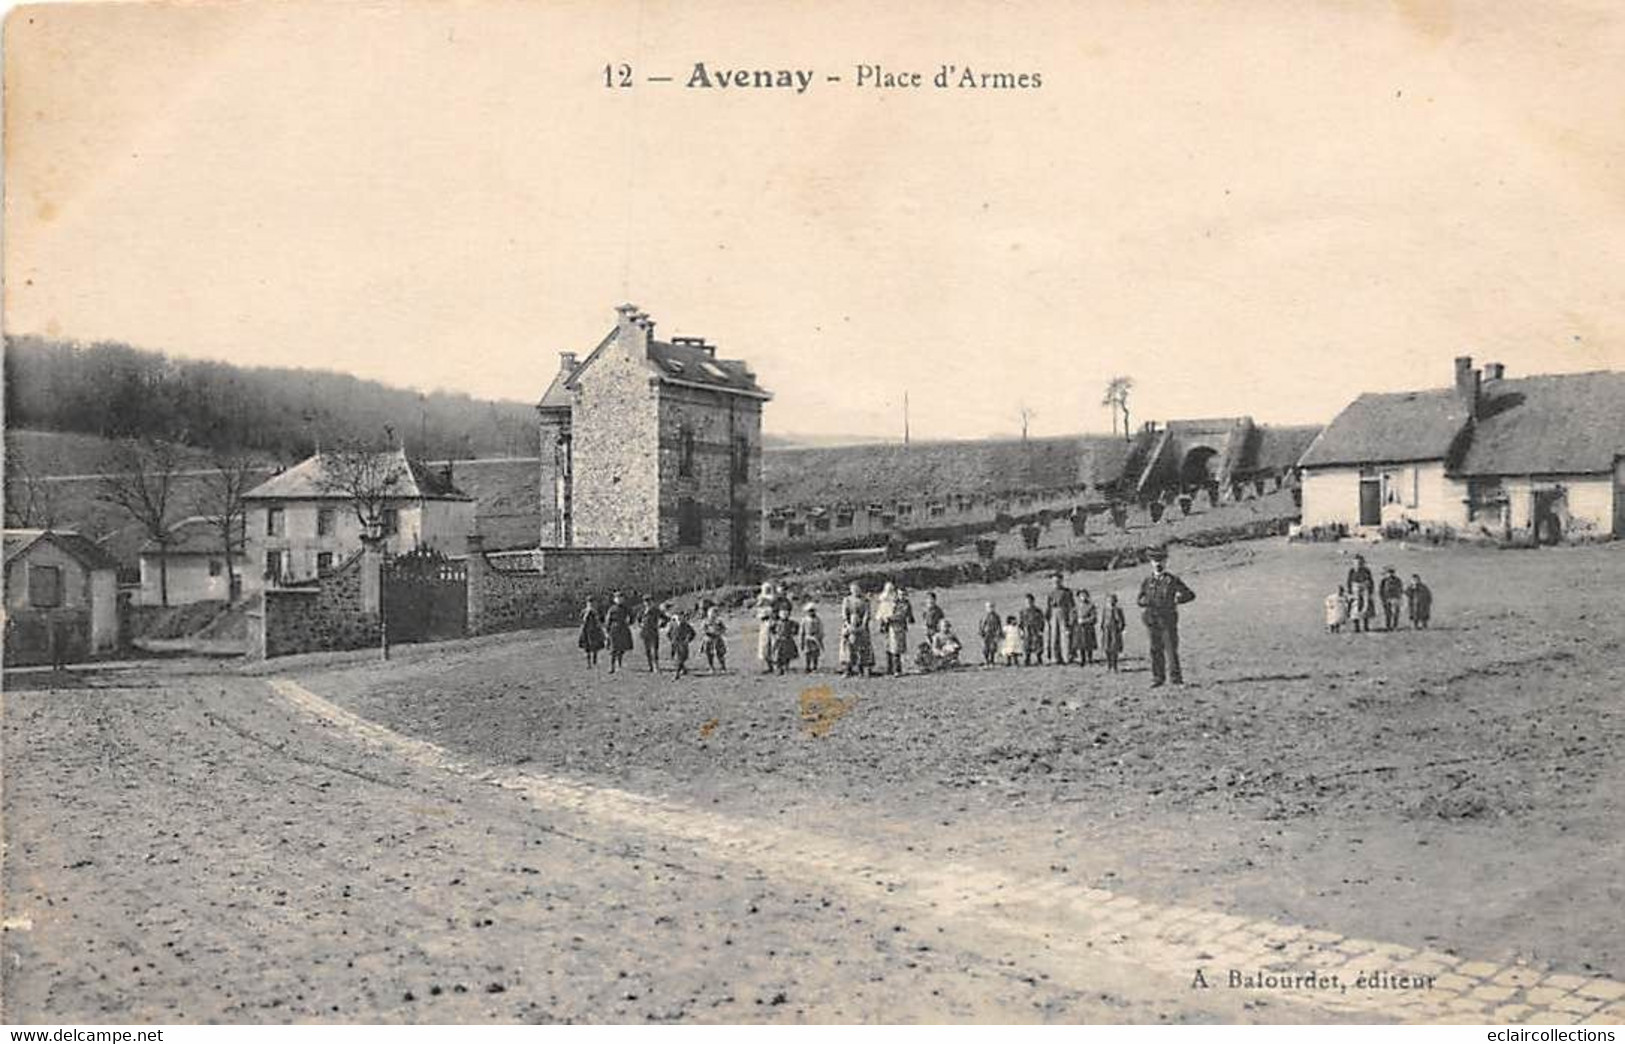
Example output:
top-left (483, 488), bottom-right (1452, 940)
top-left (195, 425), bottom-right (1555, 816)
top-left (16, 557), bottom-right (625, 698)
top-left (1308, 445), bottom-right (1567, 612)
top-left (3, 336), bottom-right (538, 460)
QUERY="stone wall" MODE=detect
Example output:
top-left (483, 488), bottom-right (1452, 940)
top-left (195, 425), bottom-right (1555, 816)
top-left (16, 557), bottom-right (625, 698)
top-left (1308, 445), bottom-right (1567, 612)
top-left (253, 535), bottom-right (734, 657)
top-left (764, 485), bottom-right (1098, 555)
top-left (466, 542), bottom-right (732, 634)
top-left (257, 548), bottom-right (381, 658)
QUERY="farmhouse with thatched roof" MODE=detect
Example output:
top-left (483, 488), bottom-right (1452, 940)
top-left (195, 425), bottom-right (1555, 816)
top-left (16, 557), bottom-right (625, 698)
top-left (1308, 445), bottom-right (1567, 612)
top-left (1297, 357), bottom-right (1625, 542)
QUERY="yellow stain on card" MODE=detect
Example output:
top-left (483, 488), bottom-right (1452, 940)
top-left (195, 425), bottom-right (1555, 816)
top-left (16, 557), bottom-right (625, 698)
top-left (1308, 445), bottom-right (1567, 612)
top-left (798, 686), bottom-right (854, 738)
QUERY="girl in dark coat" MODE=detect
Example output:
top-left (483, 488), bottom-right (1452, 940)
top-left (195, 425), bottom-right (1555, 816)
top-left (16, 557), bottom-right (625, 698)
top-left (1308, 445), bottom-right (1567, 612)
top-left (603, 592), bottom-right (635, 673)
top-left (577, 598), bottom-right (605, 668)
top-left (1100, 594), bottom-right (1126, 671)
top-left (771, 608), bottom-right (801, 675)
top-left (1074, 590), bottom-right (1099, 666)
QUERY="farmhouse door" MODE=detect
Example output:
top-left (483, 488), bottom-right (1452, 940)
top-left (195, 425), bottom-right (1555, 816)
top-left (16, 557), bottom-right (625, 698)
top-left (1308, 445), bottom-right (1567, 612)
top-left (1358, 478), bottom-right (1381, 527)
top-left (382, 548), bottom-right (468, 645)
top-left (1533, 490), bottom-right (1564, 546)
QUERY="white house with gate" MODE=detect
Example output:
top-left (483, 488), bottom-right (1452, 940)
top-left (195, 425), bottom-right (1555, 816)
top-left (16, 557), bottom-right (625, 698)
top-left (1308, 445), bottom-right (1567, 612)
top-left (1298, 357), bottom-right (1625, 542)
top-left (243, 449), bottom-right (476, 587)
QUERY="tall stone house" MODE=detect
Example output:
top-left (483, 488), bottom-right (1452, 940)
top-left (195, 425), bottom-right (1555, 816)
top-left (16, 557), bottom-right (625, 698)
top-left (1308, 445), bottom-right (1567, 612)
top-left (537, 305), bottom-right (771, 575)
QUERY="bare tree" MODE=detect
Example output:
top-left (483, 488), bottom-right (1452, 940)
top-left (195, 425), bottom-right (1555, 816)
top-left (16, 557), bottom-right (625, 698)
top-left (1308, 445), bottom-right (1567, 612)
top-left (318, 441), bottom-right (405, 537)
top-left (1018, 403), bottom-right (1037, 443)
top-left (200, 450), bottom-right (262, 602)
top-left (96, 437), bottom-right (183, 605)
top-left (1102, 376), bottom-right (1134, 441)
top-left (3, 445), bottom-right (61, 528)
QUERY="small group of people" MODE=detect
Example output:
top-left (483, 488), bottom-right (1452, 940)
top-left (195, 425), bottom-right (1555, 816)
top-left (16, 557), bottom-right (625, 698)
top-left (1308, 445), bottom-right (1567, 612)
top-left (750, 581), bottom-right (827, 674)
top-left (1325, 553), bottom-right (1433, 633)
top-left (968, 582), bottom-right (1129, 673)
top-left (829, 581), bottom-right (978, 676)
top-left (577, 592), bottom-right (733, 679)
top-left (829, 549), bottom-right (1197, 687)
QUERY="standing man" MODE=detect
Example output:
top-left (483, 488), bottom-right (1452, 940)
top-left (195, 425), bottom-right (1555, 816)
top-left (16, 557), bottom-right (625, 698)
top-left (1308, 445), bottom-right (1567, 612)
top-left (1378, 566), bottom-right (1405, 632)
top-left (1345, 554), bottom-right (1375, 633)
top-left (635, 595), bottom-right (668, 672)
top-left (1137, 548), bottom-right (1196, 687)
top-left (1044, 571), bottom-right (1076, 666)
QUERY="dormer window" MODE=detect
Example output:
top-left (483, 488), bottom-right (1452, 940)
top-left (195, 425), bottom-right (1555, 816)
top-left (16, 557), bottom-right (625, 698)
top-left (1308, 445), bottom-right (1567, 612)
top-left (701, 361), bottom-right (729, 381)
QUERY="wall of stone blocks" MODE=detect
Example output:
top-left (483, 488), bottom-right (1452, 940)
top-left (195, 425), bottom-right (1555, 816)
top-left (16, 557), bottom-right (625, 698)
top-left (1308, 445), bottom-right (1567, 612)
top-left (259, 550), bottom-right (380, 658)
top-left (466, 546), bottom-right (733, 634)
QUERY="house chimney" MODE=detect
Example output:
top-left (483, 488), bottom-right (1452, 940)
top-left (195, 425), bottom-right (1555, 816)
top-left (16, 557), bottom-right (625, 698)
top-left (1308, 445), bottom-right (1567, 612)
top-left (1483, 362), bottom-right (1505, 382)
top-left (615, 303), bottom-right (650, 359)
top-left (558, 350), bottom-right (578, 376)
top-left (1453, 355), bottom-right (1480, 417)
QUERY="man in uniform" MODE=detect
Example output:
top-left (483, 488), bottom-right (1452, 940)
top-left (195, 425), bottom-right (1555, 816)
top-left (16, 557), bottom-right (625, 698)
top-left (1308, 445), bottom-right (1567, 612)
top-left (1137, 547), bottom-right (1196, 687)
top-left (1044, 570), bottom-right (1076, 666)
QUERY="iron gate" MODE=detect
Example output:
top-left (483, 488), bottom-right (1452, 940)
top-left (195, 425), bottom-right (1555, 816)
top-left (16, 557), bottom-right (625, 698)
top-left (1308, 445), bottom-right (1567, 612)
top-left (382, 548), bottom-right (467, 645)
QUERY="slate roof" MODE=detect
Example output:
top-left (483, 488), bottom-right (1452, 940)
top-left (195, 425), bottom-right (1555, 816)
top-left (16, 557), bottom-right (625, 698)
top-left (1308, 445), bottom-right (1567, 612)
top-left (243, 449), bottom-right (472, 501)
top-left (540, 325), bottom-right (771, 409)
top-left (3, 529), bottom-right (122, 572)
top-left (1297, 389), bottom-right (1471, 468)
top-left (139, 516), bottom-right (246, 556)
top-left (645, 338), bottom-right (769, 398)
top-left (1455, 371), bottom-right (1625, 476)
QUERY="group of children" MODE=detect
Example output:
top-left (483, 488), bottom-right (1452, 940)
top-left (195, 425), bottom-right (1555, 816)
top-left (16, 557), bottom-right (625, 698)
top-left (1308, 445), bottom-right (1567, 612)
top-left (577, 593), bottom-right (737, 679)
top-left (978, 593), bottom-right (1129, 671)
top-left (578, 580), bottom-right (1143, 680)
top-left (1325, 555), bottom-right (1434, 633)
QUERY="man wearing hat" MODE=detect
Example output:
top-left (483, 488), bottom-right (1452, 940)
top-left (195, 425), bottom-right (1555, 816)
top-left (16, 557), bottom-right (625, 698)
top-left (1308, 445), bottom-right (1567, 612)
top-left (1378, 565), bottom-right (1405, 631)
top-left (1137, 547), bottom-right (1196, 687)
top-left (1044, 571), bottom-right (1076, 666)
top-left (1345, 554), bottom-right (1375, 633)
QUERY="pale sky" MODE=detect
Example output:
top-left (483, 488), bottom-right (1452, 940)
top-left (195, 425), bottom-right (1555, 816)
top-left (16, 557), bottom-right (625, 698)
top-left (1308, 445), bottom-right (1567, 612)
top-left (6, 0), bottom-right (1625, 439)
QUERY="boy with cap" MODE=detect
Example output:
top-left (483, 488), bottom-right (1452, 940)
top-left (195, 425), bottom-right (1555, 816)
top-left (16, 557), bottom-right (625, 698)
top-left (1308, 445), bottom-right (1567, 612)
top-left (1018, 593), bottom-right (1046, 666)
top-left (1379, 566), bottom-right (1405, 631)
top-left (977, 601), bottom-right (1002, 666)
